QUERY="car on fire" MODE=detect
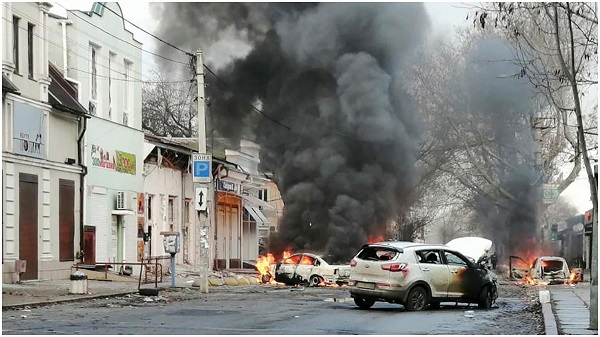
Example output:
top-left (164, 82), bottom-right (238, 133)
top-left (347, 240), bottom-right (498, 311)
top-left (527, 256), bottom-right (571, 285)
top-left (272, 252), bottom-right (351, 286)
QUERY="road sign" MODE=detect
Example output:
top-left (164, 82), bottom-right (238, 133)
top-left (193, 153), bottom-right (212, 183)
top-left (195, 187), bottom-right (208, 211)
top-left (542, 184), bottom-right (559, 204)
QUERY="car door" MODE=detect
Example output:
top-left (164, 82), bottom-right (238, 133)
top-left (443, 250), bottom-right (477, 298)
top-left (276, 254), bottom-right (302, 283)
top-left (415, 249), bottom-right (450, 298)
top-left (294, 254), bottom-right (316, 281)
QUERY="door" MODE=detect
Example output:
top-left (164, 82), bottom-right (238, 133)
top-left (59, 179), bottom-right (75, 261)
top-left (443, 250), bottom-right (476, 298)
top-left (294, 254), bottom-right (316, 281)
top-left (277, 254), bottom-right (302, 283)
top-left (83, 226), bottom-right (96, 264)
top-left (19, 173), bottom-right (38, 280)
top-left (116, 216), bottom-right (124, 263)
top-left (415, 249), bottom-right (450, 298)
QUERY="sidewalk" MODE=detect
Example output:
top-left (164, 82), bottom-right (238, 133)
top-left (2, 269), bottom-right (261, 310)
top-left (546, 283), bottom-right (598, 335)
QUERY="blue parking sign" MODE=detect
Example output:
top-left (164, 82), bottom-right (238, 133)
top-left (192, 153), bottom-right (212, 182)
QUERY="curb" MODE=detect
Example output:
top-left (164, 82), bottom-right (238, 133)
top-left (2, 291), bottom-right (137, 311)
top-left (539, 289), bottom-right (559, 335)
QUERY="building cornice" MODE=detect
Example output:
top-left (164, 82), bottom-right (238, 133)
top-left (2, 152), bottom-right (83, 174)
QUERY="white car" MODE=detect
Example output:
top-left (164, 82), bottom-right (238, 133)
top-left (348, 240), bottom-right (498, 311)
top-left (273, 253), bottom-right (351, 286)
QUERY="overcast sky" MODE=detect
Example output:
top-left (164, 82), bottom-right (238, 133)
top-left (49, 1), bottom-right (595, 213)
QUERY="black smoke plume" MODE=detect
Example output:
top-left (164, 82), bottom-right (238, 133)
top-left (151, 3), bottom-right (431, 261)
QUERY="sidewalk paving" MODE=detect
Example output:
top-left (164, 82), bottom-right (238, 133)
top-left (547, 283), bottom-right (598, 335)
top-left (2, 269), bottom-right (261, 310)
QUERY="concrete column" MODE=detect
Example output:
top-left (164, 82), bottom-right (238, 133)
top-left (37, 3), bottom-right (51, 102)
top-left (41, 169), bottom-right (53, 261)
top-left (4, 163), bottom-right (17, 259)
top-left (3, 2), bottom-right (15, 74)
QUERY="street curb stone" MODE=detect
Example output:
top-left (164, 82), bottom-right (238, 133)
top-left (2, 291), bottom-right (137, 311)
top-left (539, 289), bottom-right (559, 335)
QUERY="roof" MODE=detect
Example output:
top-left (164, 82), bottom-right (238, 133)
top-left (2, 74), bottom-right (20, 95)
top-left (368, 241), bottom-right (446, 250)
top-left (48, 64), bottom-right (88, 116)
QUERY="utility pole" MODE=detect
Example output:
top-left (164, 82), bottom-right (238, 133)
top-left (194, 49), bottom-right (210, 293)
top-left (590, 163), bottom-right (598, 329)
top-left (532, 116), bottom-right (544, 243)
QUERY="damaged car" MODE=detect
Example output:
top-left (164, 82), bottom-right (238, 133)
top-left (528, 256), bottom-right (571, 285)
top-left (348, 239), bottom-right (498, 311)
top-left (273, 253), bottom-right (351, 286)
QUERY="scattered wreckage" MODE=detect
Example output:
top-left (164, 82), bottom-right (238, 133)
top-left (255, 251), bottom-right (351, 287)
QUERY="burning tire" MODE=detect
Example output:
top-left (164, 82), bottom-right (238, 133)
top-left (405, 286), bottom-right (429, 311)
top-left (353, 296), bottom-right (375, 309)
top-left (478, 285), bottom-right (493, 309)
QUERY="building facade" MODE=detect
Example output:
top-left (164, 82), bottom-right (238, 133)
top-left (2, 2), bottom-right (88, 282)
top-left (47, 2), bottom-right (144, 269)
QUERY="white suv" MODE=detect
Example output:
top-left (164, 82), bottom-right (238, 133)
top-left (348, 241), bottom-right (498, 311)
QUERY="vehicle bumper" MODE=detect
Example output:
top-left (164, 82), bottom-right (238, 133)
top-left (348, 285), bottom-right (408, 302)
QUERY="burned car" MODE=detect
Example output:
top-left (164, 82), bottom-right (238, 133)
top-left (528, 256), bottom-right (571, 285)
top-left (348, 238), bottom-right (498, 311)
top-left (273, 253), bottom-right (351, 286)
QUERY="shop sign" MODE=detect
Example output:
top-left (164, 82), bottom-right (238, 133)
top-left (116, 151), bottom-right (136, 175)
top-left (217, 179), bottom-right (239, 193)
top-left (13, 102), bottom-right (46, 159)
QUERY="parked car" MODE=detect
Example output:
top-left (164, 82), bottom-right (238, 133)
top-left (347, 240), bottom-right (498, 311)
top-left (273, 252), bottom-right (351, 286)
top-left (528, 256), bottom-right (570, 285)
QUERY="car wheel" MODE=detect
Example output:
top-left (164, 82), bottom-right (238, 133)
top-left (309, 275), bottom-right (323, 287)
top-left (354, 296), bottom-right (375, 309)
top-left (478, 285), bottom-right (493, 309)
top-left (405, 286), bottom-right (429, 311)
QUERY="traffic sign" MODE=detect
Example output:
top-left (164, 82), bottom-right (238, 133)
top-left (542, 184), bottom-right (559, 204)
top-left (195, 187), bottom-right (208, 211)
top-left (193, 153), bottom-right (212, 183)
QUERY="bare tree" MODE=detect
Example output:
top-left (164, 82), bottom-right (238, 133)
top-left (473, 2), bottom-right (598, 229)
top-left (142, 71), bottom-right (197, 137)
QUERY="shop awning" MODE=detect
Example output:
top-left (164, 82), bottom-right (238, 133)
top-left (244, 205), bottom-right (269, 227)
top-left (241, 194), bottom-right (274, 210)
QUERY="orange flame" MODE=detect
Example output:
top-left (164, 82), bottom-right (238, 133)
top-left (255, 249), bottom-right (294, 284)
top-left (368, 235), bottom-right (385, 244)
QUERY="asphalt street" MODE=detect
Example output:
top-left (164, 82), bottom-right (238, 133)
top-left (2, 283), bottom-right (543, 335)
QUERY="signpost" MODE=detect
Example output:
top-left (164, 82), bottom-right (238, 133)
top-left (195, 187), bottom-right (208, 212)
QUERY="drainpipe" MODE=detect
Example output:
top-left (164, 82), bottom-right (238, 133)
top-left (77, 116), bottom-right (88, 260)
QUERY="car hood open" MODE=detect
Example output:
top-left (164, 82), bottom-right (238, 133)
top-left (446, 237), bottom-right (493, 262)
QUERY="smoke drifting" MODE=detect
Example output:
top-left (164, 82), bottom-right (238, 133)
top-left (151, 3), bottom-right (431, 261)
top-left (461, 37), bottom-right (541, 256)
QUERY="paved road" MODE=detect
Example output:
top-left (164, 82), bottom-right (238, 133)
top-left (2, 284), bottom-right (542, 335)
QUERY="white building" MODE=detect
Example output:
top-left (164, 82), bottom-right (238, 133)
top-left (47, 2), bottom-right (144, 270)
top-left (2, 2), bottom-right (89, 282)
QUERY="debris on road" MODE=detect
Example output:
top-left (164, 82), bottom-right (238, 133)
top-left (464, 310), bottom-right (475, 318)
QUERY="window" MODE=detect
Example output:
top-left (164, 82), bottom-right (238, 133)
top-left (13, 16), bottom-right (19, 73)
top-left (258, 189), bottom-right (268, 202)
top-left (416, 250), bottom-right (442, 264)
top-left (89, 44), bottom-right (99, 116)
top-left (108, 52), bottom-right (116, 120)
top-left (283, 254), bottom-right (301, 265)
top-left (168, 197), bottom-right (175, 231)
top-left (147, 195), bottom-right (153, 220)
top-left (27, 23), bottom-right (34, 79)
top-left (444, 251), bottom-right (468, 267)
top-left (123, 60), bottom-right (132, 126)
top-left (357, 246), bottom-right (400, 261)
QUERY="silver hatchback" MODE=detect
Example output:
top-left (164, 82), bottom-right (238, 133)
top-left (347, 241), bottom-right (498, 311)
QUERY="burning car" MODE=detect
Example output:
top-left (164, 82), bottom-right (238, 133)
top-left (527, 256), bottom-right (571, 285)
top-left (273, 253), bottom-right (351, 286)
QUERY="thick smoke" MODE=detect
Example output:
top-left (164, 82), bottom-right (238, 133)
top-left (151, 3), bottom-right (431, 261)
top-left (461, 37), bottom-right (541, 257)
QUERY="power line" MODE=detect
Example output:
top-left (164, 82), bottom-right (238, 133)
top-left (97, 2), bottom-right (194, 58)
top-left (53, 2), bottom-right (191, 66)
